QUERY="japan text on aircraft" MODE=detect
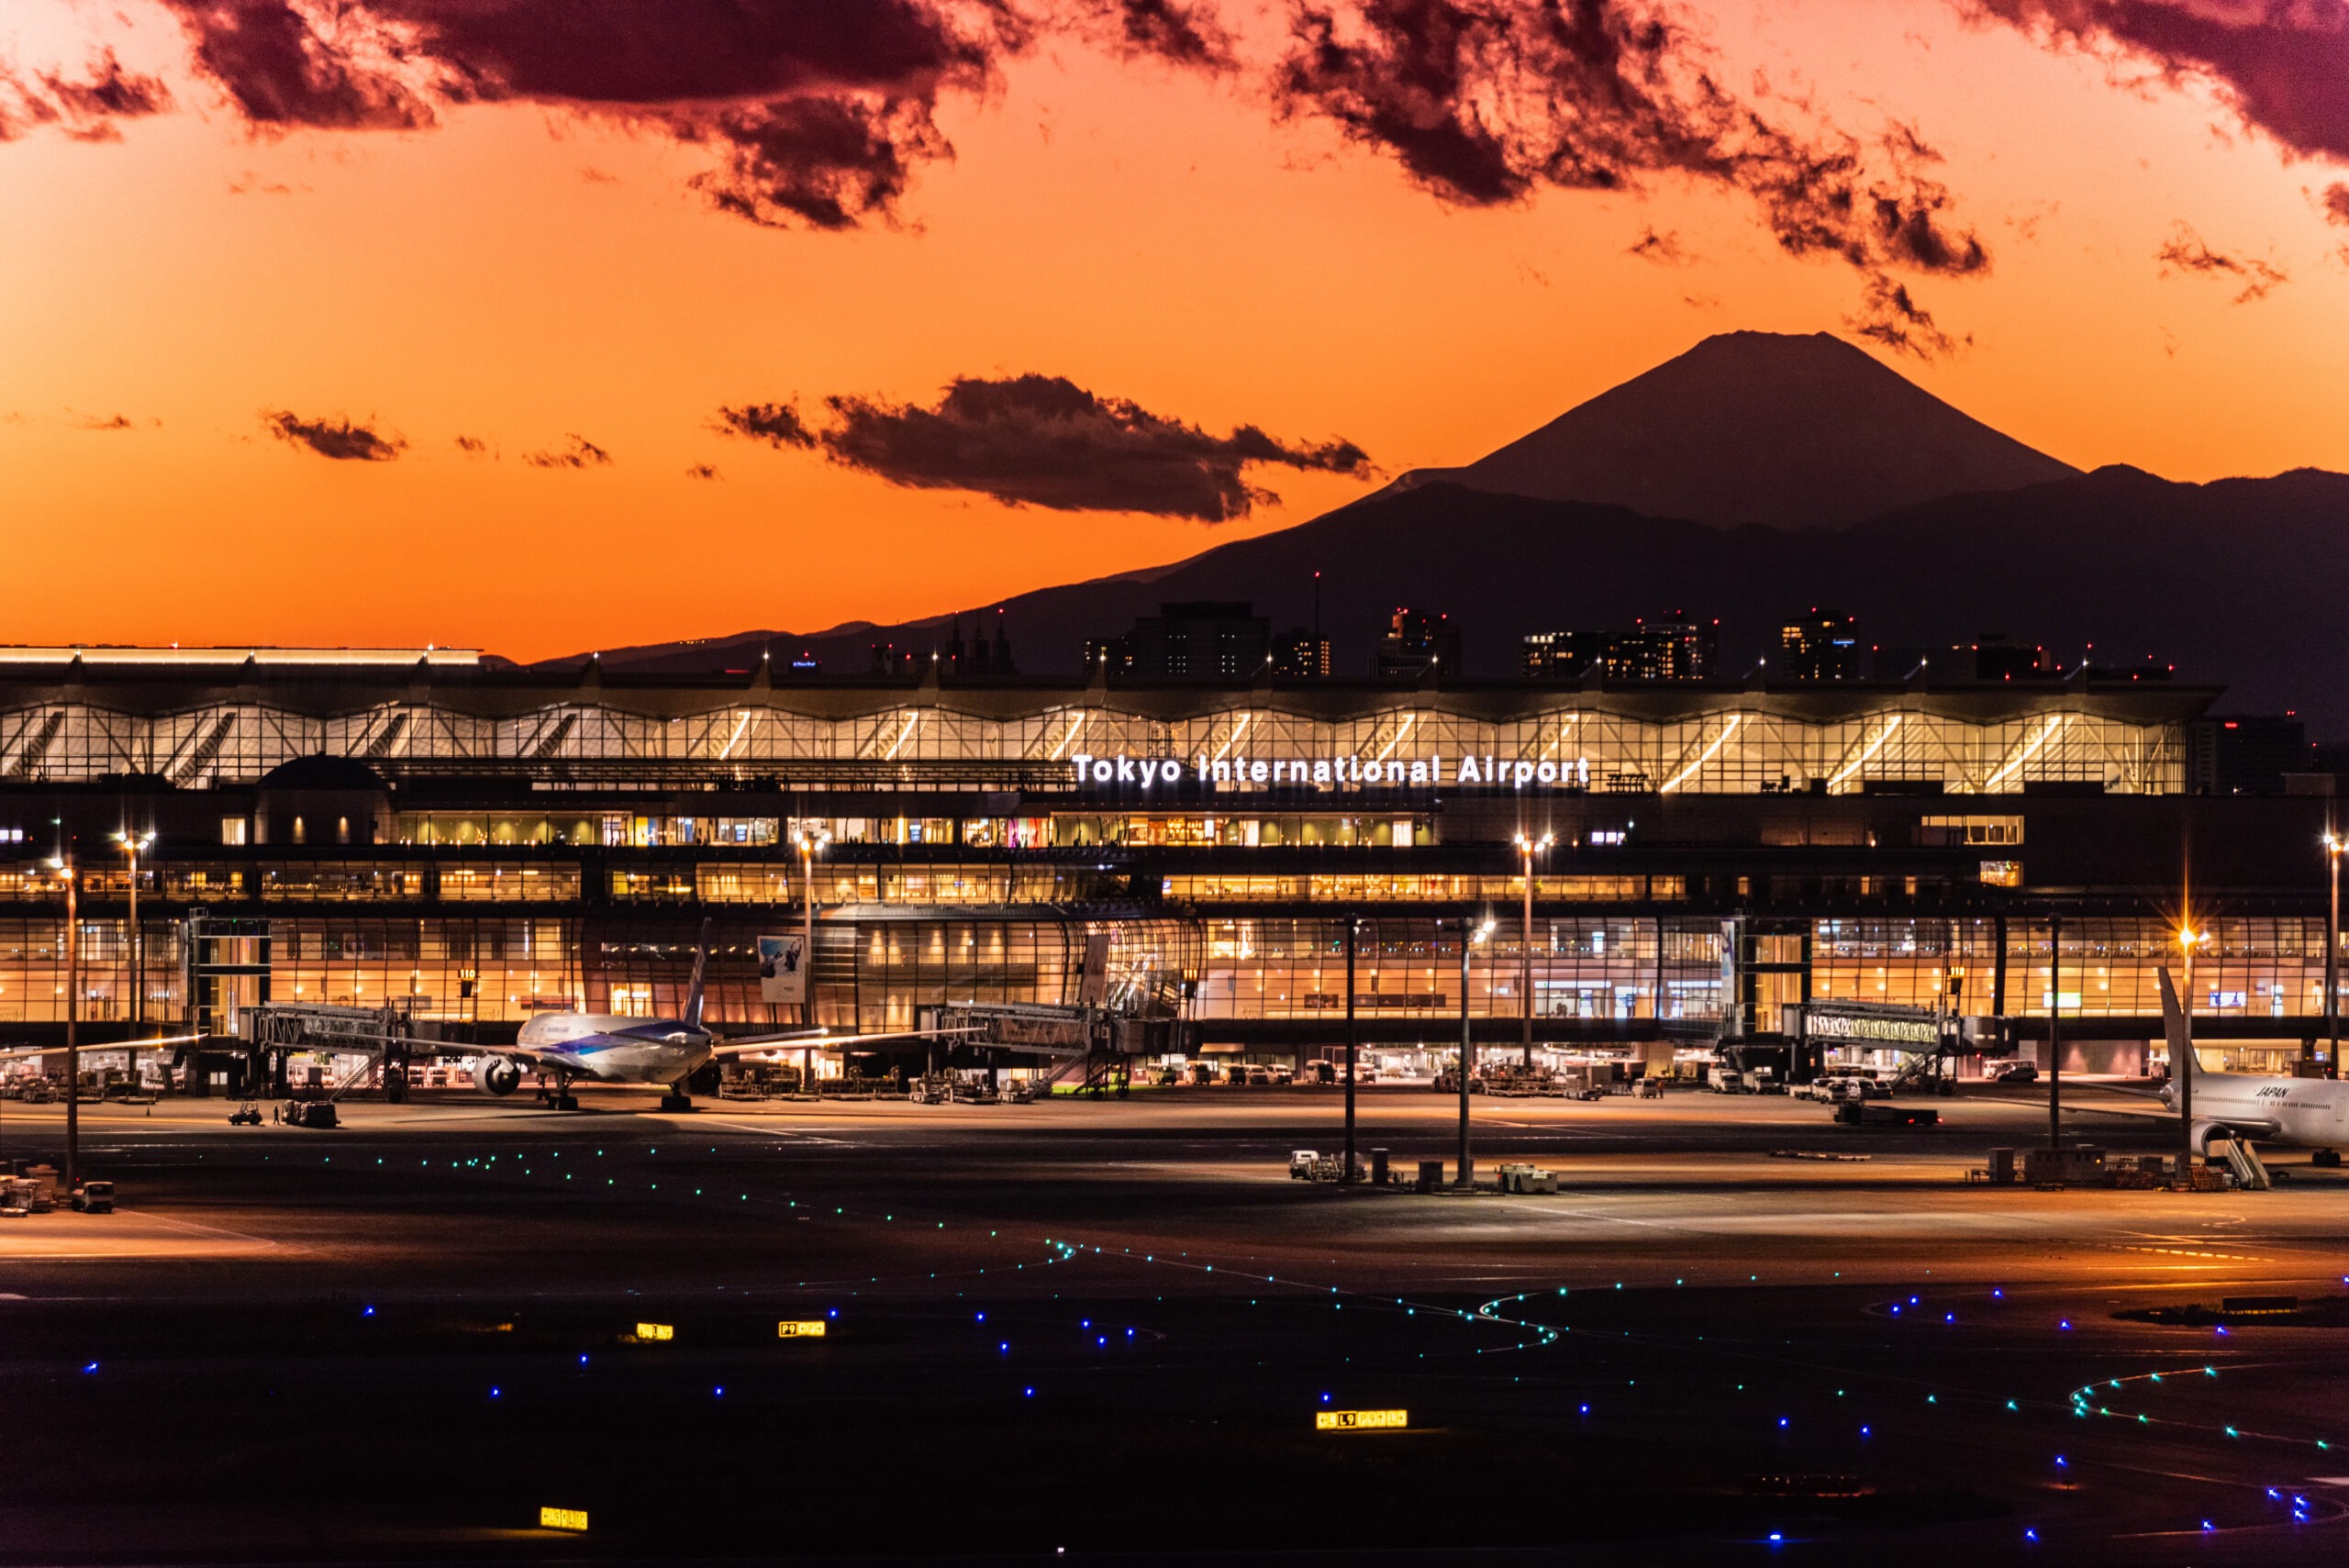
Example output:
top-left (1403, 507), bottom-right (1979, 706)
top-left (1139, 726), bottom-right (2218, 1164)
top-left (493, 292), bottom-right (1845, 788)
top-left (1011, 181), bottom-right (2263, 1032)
top-left (1071, 754), bottom-right (1594, 790)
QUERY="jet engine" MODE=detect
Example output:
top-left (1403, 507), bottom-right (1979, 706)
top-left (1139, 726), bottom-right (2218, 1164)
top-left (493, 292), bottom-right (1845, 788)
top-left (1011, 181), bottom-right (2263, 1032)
top-left (476, 1055), bottom-right (524, 1097)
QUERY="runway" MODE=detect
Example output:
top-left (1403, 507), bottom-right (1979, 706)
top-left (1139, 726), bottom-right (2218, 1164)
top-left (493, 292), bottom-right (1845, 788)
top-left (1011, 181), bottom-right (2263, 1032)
top-left (1, 1083), bottom-right (2343, 1563)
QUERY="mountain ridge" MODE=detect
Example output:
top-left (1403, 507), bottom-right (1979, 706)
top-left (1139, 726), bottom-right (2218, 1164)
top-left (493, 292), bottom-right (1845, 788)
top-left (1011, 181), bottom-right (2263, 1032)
top-left (1389, 330), bottom-right (2081, 528)
top-left (559, 464), bottom-right (2349, 733)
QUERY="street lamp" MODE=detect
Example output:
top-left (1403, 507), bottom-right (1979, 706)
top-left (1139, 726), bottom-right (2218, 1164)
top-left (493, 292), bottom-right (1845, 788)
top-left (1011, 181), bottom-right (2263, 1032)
top-left (2324, 830), bottom-right (2343, 1079)
top-left (793, 821), bottom-right (831, 1095)
top-left (1512, 832), bottom-right (1553, 1066)
top-left (45, 853), bottom-right (79, 1193)
top-left (2177, 923), bottom-right (2210, 1180)
top-left (113, 829), bottom-right (154, 1033)
top-left (1456, 917), bottom-right (1494, 1189)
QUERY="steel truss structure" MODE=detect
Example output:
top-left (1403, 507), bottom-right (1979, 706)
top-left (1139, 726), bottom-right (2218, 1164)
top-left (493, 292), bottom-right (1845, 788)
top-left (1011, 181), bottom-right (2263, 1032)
top-left (0, 675), bottom-right (2196, 795)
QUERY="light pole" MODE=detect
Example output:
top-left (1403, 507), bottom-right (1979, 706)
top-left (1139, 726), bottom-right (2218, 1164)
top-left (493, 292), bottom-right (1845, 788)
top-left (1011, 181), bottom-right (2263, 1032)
top-left (1342, 916), bottom-right (1359, 1183)
top-left (2324, 830), bottom-right (2343, 1079)
top-left (794, 821), bottom-right (830, 1095)
top-left (2178, 924), bottom-right (2208, 1180)
top-left (2047, 913), bottom-right (2063, 1153)
top-left (46, 853), bottom-right (79, 1194)
top-left (114, 829), bottom-right (153, 1033)
top-left (1513, 832), bottom-right (1553, 1067)
top-left (1457, 917), bottom-right (1493, 1189)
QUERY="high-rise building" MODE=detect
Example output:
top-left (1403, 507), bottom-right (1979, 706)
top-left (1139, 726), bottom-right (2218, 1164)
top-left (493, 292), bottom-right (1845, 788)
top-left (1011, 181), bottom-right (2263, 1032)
top-left (1273, 628), bottom-right (1332, 678)
top-left (2188, 714), bottom-right (2310, 795)
top-left (1376, 607), bottom-right (1461, 678)
top-left (1097, 602), bottom-right (1271, 680)
top-left (1521, 629), bottom-right (1614, 680)
top-left (1778, 608), bottom-right (1859, 680)
top-left (1522, 617), bottom-right (1716, 682)
top-left (1619, 613), bottom-right (1717, 680)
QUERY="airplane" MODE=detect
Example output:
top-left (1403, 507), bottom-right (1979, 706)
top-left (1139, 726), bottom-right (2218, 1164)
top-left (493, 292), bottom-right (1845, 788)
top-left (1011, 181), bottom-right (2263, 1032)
top-left (462, 922), bottom-right (977, 1109)
top-left (2150, 967), bottom-right (2348, 1165)
top-left (0, 928), bottom-right (971, 1112)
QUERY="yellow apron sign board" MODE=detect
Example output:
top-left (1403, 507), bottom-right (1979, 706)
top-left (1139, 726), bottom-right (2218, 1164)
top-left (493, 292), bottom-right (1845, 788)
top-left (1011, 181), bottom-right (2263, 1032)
top-left (1315, 1408), bottom-right (1408, 1431)
top-left (633, 1322), bottom-right (674, 1341)
top-left (778, 1319), bottom-right (828, 1338)
top-left (539, 1507), bottom-right (588, 1532)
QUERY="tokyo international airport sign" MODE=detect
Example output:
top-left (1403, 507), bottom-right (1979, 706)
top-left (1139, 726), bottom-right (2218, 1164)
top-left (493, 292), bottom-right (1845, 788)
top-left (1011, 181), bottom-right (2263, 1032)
top-left (1070, 753), bottom-right (1592, 791)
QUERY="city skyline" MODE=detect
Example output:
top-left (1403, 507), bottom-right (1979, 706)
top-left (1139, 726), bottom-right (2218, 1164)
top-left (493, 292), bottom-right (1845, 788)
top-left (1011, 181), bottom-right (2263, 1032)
top-left (5, 1), bottom-right (2347, 658)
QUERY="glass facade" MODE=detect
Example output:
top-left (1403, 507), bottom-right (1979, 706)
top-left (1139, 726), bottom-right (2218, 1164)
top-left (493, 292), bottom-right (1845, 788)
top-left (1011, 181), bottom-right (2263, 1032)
top-left (0, 688), bottom-right (2188, 795)
top-left (2, 663), bottom-right (2330, 1080)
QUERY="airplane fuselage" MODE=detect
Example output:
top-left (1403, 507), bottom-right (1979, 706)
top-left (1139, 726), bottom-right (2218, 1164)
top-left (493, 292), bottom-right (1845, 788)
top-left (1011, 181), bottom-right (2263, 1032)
top-left (507, 1014), bottom-right (714, 1086)
top-left (2165, 1070), bottom-right (2349, 1151)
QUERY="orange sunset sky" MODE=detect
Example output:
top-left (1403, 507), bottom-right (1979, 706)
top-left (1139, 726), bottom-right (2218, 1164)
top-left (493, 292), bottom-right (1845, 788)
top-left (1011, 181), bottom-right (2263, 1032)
top-left (4, 0), bottom-right (2347, 661)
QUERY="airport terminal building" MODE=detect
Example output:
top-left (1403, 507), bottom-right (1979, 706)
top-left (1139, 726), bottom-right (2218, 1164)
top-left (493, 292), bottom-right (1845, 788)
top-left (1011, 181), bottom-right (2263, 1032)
top-left (0, 648), bottom-right (2339, 1086)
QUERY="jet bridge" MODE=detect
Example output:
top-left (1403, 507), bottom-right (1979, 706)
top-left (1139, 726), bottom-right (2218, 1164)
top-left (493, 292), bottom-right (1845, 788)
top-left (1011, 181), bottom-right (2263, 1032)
top-left (919, 1001), bottom-right (1184, 1098)
top-left (235, 999), bottom-right (428, 1102)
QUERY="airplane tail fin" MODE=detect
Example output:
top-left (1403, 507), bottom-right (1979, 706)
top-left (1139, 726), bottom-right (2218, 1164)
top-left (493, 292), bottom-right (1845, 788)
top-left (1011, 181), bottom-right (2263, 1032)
top-left (685, 917), bottom-right (712, 1029)
top-left (2158, 966), bottom-right (2194, 1085)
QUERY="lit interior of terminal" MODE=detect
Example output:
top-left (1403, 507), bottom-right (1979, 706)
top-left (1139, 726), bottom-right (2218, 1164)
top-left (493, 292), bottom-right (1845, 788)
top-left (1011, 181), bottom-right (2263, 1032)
top-left (0, 654), bottom-right (2338, 1086)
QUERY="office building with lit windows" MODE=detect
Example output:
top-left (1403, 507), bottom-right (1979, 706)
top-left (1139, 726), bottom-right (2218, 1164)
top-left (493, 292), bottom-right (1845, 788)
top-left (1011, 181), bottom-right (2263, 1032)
top-left (0, 647), bottom-right (2340, 1086)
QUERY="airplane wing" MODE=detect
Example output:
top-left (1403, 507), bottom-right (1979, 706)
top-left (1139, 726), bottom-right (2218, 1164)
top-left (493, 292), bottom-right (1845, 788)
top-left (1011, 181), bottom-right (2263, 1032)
top-left (709, 1027), bottom-right (985, 1058)
top-left (2061, 1097), bottom-right (2174, 1120)
top-left (0, 1033), bottom-right (206, 1060)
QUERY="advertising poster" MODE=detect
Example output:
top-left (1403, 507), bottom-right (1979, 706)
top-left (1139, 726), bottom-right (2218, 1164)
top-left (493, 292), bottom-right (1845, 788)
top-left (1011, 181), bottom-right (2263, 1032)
top-left (758, 933), bottom-right (807, 1006)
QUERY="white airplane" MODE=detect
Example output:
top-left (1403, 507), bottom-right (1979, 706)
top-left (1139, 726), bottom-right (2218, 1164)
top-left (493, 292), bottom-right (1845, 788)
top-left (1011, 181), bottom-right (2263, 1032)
top-left (0, 929), bottom-right (966, 1112)
top-left (2153, 967), bottom-right (2348, 1162)
top-left (468, 922), bottom-right (973, 1109)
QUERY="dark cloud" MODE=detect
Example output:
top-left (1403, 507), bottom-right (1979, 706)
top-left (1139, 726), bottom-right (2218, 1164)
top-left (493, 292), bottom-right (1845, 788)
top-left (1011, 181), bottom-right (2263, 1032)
top-left (40, 0), bottom-right (1996, 299)
top-left (726, 373), bottom-right (1374, 520)
top-left (263, 410), bottom-right (405, 461)
top-left (1847, 272), bottom-right (1960, 358)
top-left (2154, 223), bottom-right (2288, 303)
top-left (72, 413), bottom-right (139, 431)
top-left (523, 433), bottom-right (614, 469)
top-left (685, 462), bottom-right (721, 480)
top-left (2324, 182), bottom-right (2349, 226)
top-left (1626, 225), bottom-right (1689, 263)
top-left (453, 434), bottom-right (492, 456)
top-left (679, 95), bottom-right (952, 229)
top-left (1094, 0), bottom-right (1237, 67)
top-left (717, 401), bottom-right (820, 449)
top-left (42, 50), bottom-right (174, 125)
top-left (1970, 1), bottom-right (2349, 163)
top-left (1, 49), bottom-right (172, 141)
top-left (1275, 0), bottom-right (1990, 289)
top-left (161, 1), bottom-right (433, 129)
top-left (154, 0), bottom-right (1008, 228)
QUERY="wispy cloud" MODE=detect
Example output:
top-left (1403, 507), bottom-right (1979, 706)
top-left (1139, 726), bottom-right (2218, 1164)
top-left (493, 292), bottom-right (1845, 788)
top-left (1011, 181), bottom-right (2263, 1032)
top-left (263, 410), bottom-right (405, 461)
top-left (2154, 223), bottom-right (2288, 304)
top-left (523, 433), bottom-right (614, 469)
